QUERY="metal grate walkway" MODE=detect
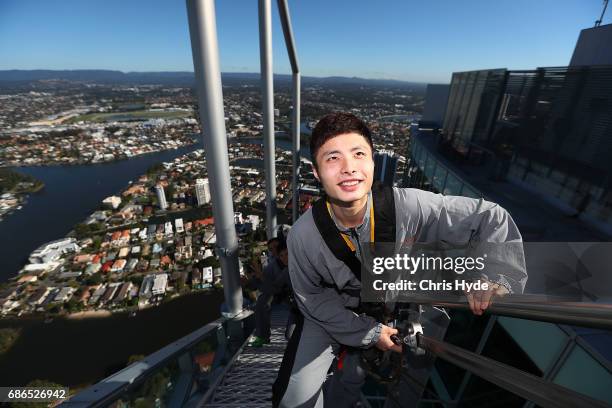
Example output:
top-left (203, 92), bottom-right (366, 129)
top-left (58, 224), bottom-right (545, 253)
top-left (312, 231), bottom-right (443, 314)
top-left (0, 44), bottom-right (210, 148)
top-left (201, 306), bottom-right (289, 407)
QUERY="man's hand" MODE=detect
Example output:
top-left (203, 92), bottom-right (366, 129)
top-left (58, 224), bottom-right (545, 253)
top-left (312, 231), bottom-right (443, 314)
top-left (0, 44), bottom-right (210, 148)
top-left (465, 280), bottom-right (509, 316)
top-left (375, 324), bottom-right (403, 353)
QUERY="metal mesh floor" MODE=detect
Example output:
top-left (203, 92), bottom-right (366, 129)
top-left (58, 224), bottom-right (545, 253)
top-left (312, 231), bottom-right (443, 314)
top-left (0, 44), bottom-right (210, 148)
top-left (201, 306), bottom-right (289, 407)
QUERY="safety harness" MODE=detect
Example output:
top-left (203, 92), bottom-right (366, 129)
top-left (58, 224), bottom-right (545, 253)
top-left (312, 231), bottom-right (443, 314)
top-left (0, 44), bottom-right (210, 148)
top-left (312, 181), bottom-right (396, 282)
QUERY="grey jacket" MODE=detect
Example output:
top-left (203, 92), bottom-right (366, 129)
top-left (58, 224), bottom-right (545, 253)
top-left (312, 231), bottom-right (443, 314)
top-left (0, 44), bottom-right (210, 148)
top-left (286, 187), bottom-right (527, 349)
top-left (261, 257), bottom-right (289, 296)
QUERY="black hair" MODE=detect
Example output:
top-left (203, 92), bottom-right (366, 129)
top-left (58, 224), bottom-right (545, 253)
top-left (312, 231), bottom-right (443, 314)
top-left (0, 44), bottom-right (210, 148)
top-left (276, 239), bottom-right (287, 253)
top-left (267, 237), bottom-right (280, 246)
top-left (310, 112), bottom-right (373, 167)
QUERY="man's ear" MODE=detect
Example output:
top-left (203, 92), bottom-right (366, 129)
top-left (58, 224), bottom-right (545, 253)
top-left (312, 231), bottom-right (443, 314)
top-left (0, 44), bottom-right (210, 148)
top-left (312, 163), bottom-right (320, 182)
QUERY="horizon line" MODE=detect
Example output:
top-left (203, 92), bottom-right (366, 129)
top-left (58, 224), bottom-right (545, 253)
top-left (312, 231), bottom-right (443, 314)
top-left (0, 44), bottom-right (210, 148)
top-left (0, 68), bottom-right (451, 85)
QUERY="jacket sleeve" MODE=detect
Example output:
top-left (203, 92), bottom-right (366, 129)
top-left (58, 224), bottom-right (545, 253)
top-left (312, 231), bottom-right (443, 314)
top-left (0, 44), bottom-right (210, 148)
top-left (397, 188), bottom-right (527, 293)
top-left (287, 230), bottom-right (381, 348)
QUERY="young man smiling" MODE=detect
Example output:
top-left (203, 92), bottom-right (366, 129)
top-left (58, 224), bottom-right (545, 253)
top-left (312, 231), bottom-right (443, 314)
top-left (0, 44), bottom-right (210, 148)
top-left (273, 112), bottom-right (527, 407)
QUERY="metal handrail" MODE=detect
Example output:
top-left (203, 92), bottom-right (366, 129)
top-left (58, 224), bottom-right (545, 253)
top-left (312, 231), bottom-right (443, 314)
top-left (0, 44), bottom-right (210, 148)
top-left (404, 294), bottom-right (612, 330)
top-left (61, 317), bottom-right (227, 407)
top-left (418, 334), bottom-right (610, 408)
top-left (277, 0), bottom-right (301, 223)
top-left (258, 0), bottom-right (277, 238)
top-left (187, 0), bottom-right (243, 315)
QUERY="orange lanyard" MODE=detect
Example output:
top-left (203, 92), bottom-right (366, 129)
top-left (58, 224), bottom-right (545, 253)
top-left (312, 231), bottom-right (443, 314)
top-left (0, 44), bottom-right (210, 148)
top-left (326, 199), bottom-right (375, 252)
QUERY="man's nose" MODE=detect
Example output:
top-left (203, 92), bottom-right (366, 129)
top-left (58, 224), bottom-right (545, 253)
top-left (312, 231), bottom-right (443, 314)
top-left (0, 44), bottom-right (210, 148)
top-left (341, 156), bottom-right (357, 174)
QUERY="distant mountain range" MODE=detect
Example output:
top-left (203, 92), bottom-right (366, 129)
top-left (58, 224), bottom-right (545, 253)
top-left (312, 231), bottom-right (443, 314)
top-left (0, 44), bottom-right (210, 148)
top-left (0, 69), bottom-right (427, 89)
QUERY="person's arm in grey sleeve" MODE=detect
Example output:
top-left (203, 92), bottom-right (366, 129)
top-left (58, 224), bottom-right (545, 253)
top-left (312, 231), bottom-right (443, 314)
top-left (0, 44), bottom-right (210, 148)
top-left (397, 188), bottom-right (527, 294)
top-left (287, 232), bottom-right (382, 348)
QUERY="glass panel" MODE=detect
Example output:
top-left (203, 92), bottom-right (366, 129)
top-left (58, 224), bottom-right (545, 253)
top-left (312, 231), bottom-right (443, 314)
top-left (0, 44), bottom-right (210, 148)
top-left (550, 170), bottom-right (566, 184)
top-left (425, 157), bottom-right (436, 179)
top-left (462, 186), bottom-right (481, 199)
top-left (417, 151), bottom-right (427, 169)
top-left (433, 165), bottom-right (447, 191)
top-left (110, 359), bottom-right (181, 407)
top-left (444, 173), bottom-right (462, 195)
top-left (553, 344), bottom-right (612, 404)
top-left (565, 176), bottom-right (579, 189)
top-left (498, 317), bottom-right (568, 373)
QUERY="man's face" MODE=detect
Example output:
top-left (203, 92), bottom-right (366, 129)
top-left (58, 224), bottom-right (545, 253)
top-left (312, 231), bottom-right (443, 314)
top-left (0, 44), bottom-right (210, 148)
top-left (279, 249), bottom-right (289, 266)
top-left (313, 132), bottom-right (374, 204)
top-left (268, 241), bottom-right (279, 257)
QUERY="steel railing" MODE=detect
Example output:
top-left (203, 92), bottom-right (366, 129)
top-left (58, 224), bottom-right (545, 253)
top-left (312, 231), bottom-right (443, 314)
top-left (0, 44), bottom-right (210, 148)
top-left (419, 334), bottom-right (610, 408)
top-left (61, 311), bottom-right (253, 408)
top-left (404, 294), bottom-right (612, 331)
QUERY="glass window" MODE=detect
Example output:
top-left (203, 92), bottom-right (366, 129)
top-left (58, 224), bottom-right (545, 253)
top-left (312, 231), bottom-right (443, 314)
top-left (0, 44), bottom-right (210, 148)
top-left (417, 151), bottom-right (427, 169)
top-left (425, 156), bottom-right (436, 179)
top-left (498, 317), bottom-right (568, 373)
top-left (433, 165), bottom-right (447, 191)
top-left (565, 176), bottom-right (579, 189)
top-left (462, 186), bottom-right (482, 199)
top-left (550, 170), bottom-right (566, 184)
top-left (554, 344), bottom-right (612, 404)
top-left (444, 173), bottom-right (462, 195)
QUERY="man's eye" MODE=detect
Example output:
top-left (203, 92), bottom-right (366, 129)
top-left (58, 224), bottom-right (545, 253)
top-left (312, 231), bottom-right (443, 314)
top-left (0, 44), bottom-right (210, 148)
top-left (356, 151), bottom-right (366, 157)
top-left (327, 156), bottom-right (338, 161)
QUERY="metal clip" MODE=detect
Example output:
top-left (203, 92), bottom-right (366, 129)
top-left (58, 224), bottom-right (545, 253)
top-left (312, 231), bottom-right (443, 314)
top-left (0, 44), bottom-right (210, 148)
top-left (215, 244), bottom-right (237, 257)
top-left (403, 322), bottom-right (426, 356)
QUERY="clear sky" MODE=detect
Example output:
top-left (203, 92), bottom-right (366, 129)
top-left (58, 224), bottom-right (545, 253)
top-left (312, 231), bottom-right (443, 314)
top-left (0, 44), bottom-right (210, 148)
top-left (0, 0), bottom-right (609, 83)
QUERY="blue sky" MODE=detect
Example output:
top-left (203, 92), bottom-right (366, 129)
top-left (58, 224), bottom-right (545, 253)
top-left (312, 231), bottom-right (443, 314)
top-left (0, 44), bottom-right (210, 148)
top-left (0, 0), bottom-right (608, 83)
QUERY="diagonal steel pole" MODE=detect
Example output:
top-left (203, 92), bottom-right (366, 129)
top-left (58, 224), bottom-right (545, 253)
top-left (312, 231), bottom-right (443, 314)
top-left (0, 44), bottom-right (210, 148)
top-left (186, 0), bottom-right (242, 316)
top-left (259, 0), bottom-right (277, 238)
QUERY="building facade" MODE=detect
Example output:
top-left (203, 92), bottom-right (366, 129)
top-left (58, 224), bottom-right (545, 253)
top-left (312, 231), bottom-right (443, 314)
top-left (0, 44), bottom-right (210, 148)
top-left (374, 150), bottom-right (399, 187)
top-left (439, 64), bottom-right (612, 232)
top-left (195, 178), bottom-right (211, 206)
top-left (155, 184), bottom-right (168, 210)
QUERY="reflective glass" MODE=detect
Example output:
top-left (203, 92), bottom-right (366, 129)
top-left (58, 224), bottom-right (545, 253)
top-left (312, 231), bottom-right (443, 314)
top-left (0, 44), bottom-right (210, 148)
top-left (554, 344), bottom-right (612, 404)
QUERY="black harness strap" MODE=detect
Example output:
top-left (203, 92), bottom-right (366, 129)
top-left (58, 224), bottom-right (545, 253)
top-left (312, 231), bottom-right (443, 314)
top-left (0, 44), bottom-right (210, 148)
top-left (371, 181), bottom-right (397, 257)
top-left (312, 195), bottom-right (362, 280)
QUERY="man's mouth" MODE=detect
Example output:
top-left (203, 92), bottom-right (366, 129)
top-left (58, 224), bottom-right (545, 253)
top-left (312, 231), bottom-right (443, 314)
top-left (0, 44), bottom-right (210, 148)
top-left (338, 179), bottom-right (362, 188)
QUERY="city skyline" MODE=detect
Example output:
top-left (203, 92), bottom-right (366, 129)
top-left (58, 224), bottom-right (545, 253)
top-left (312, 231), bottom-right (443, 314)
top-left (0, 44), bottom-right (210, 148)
top-left (0, 0), bottom-right (609, 83)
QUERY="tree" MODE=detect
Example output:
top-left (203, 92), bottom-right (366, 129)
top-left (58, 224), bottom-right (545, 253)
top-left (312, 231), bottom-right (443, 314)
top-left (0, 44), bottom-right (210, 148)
top-left (201, 256), bottom-right (220, 269)
top-left (66, 298), bottom-right (81, 313)
top-left (85, 273), bottom-right (103, 286)
top-left (74, 223), bottom-right (91, 239)
top-left (127, 354), bottom-right (145, 365)
top-left (165, 184), bottom-right (176, 199)
top-left (146, 163), bottom-right (164, 176)
top-left (11, 380), bottom-right (65, 408)
top-left (0, 327), bottom-right (20, 355)
top-left (92, 236), bottom-right (103, 251)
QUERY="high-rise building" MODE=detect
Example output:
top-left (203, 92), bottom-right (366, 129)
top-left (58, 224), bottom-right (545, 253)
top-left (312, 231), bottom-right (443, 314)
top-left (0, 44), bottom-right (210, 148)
top-left (570, 23), bottom-right (612, 67)
top-left (155, 184), bottom-right (168, 210)
top-left (442, 68), bottom-right (507, 155)
top-left (374, 150), bottom-right (399, 187)
top-left (195, 178), bottom-right (211, 206)
top-left (439, 65), bottom-right (612, 233)
top-left (420, 84), bottom-right (450, 128)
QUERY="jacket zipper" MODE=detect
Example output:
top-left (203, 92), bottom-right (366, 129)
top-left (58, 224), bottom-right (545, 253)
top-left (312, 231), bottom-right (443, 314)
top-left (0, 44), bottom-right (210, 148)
top-left (350, 227), bottom-right (365, 263)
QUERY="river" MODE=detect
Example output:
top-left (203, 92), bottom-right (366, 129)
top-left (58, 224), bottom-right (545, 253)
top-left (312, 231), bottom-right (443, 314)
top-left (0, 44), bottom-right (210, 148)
top-left (0, 143), bottom-right (204, 282)
top-left (0, 134), bottom-right (303, 388)
top-left (0, 290), bottom-right (225, 388)
top-left (0, 135), bottom-right (309, 282)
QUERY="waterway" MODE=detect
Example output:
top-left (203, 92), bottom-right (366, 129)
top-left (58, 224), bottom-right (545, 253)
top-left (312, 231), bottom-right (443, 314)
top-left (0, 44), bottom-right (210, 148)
top-left (0, 125), bottom-right (307, 390)
top-left (0, 143), bottom-right (203, 282)
top-left (0, 290), bottom-right (225, 388)
top-left (0, 132), bottom-right (313, 282)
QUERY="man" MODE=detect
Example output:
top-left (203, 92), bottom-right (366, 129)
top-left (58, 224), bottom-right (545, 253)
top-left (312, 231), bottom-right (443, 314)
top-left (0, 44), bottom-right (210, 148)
top-left (252, 240), bottom-right (290, 347)
top-left (273, 112), bottom-right (527, 407)
top-left (263, 237), bottom-right (281, 269)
